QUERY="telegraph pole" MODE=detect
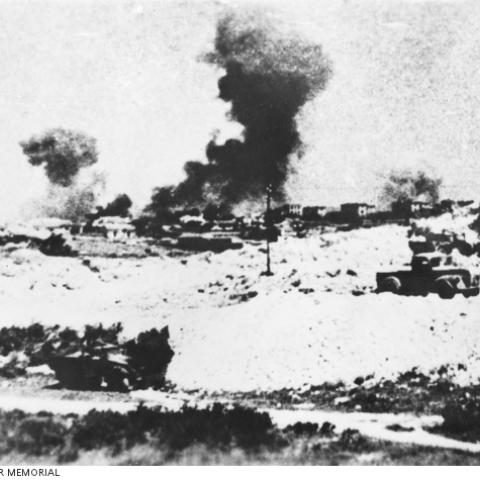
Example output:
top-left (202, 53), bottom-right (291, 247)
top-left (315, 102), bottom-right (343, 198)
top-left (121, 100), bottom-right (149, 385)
top-left (262, 184), bottom-right (274, 276)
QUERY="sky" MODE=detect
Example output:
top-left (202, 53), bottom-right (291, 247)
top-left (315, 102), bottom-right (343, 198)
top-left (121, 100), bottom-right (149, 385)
top-left (1, 0), bottom-right (480, 220)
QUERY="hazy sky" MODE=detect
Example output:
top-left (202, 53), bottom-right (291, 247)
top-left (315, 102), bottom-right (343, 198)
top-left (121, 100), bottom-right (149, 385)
top-left (1, 0), bottom-right (480, 220)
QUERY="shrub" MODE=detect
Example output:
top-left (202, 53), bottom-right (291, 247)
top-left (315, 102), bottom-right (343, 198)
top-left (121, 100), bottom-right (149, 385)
top-left (441, 396), bottom-right (480, 435)
top-left (9, 417), bottom-right (67, 456)
top-left (284, 422), bottom-right (318, 436)
top-left (0, 404), bottom-right (293, 462)
top-left (71, 404), bottom-right (277, 455)
top-left (72, 409), bottom-right (146, 454)
top-left (0, 324), bottom-right (47, 356)
top-left (124, 327), bottom-right (174, 388)
top-left (337, 429), bottom-right (372, 452)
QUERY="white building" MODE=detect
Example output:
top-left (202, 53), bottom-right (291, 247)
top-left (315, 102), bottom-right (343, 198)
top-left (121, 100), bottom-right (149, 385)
top-left (92, 216), bottom-right (135, 240)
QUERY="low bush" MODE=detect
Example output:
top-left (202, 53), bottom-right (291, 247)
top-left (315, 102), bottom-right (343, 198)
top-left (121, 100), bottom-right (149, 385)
top-left (337, 429), bottom-right (373, 452)
top-left (0, 410), bottom-right (67, 457)
top-left (124, 327), bottom-right (174, 388)
top-left (10, 417), bottom-right (67, 456)
top-left (0, 404), bottom-right (284, 462)
top-left (284, 422), bottom-right (318, 436)
top-left (72, 404), bottom-right (277, 453)
top-left (438, 396), bottom-right (480, 440)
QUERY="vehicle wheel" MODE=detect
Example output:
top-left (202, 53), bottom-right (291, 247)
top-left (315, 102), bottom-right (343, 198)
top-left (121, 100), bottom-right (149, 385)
top-left (379, 276), bottom-right (401, 293)
top-left (436, 279), bottom-right (455, 299)
top-left (456, 242), bottom-right (473, 256)
top-left (443, 245), bottom-right (453, 254)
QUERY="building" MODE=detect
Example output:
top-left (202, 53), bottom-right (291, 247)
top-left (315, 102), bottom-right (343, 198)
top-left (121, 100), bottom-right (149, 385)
top-left (27, 217), bottom-right (73, 232)
top-left (302, 206), bottom-right (327, 220)
top-left (340, 203), bottom-right (376, 220)
top-left (391, 200), bottom-right (433, 218)
top-left (439, 199), bottom-right (455, 213)
top-left (91, 216), bottom-right (135, 240)
top-left (279, 204), bottom-right (303, 218)
top-left (24, 217), bottom-right (78, 237)
top-left (410, 201), bottom-right (432, 214)
top-left (457, 200), bottom-right (475, 207)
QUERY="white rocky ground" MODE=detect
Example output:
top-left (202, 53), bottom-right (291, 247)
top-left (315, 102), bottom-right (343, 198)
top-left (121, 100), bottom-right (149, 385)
top-left (2, 214), bottom-right (480, 392)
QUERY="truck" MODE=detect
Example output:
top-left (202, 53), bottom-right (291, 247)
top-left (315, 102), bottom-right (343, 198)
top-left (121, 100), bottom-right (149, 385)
top-left (376, 252), bottom-right (480, 299)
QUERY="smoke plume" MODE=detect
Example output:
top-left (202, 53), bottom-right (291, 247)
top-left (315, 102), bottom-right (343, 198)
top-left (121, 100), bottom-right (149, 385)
top-left (148, 11), bottom-right (331, 214)
top-left (40, 171), bottom-right (106, 221)
top-left (98, 193), bottom-right (133, 218)
top-left (21, 128), bottom-right (104, 221)
top-left (21, 128), bottom-right (98, 187)
top-left (381, 169), bottom-right (442, 206)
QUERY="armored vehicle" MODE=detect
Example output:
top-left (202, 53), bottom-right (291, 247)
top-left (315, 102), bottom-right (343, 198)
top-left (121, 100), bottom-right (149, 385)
top-left (48, 351), bottom-right (134, 391)
top-left (376, 252), bottom-right (480, 299)
top-left (47, 326), bottom-right (174, 392)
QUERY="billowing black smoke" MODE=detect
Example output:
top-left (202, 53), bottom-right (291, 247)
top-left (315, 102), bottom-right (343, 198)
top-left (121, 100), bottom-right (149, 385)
top-left (98, 193), bottom-right (133, 218)
top-left (148, 11), bottom-right (331, 214)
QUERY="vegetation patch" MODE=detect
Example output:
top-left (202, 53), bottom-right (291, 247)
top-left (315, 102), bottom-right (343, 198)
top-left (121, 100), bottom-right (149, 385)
top-left (0, 404), bottom-right (284, 463)
top-left (219, 366), bottom-right (478, 415)
top-left (1, 405), bottom-right (479, 465)
top-left (428, 395), bottom-right (480, 442)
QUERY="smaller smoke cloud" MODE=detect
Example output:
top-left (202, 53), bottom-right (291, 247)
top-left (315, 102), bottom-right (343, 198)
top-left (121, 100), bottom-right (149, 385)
top-left (20, 128), bottom-right (98, 187)
top-left (20, 128), bottom-right (105, 221)
top-left (381, 169), bottom-right (442, 206)
top-left (39, 171), bottom-right (106, 221)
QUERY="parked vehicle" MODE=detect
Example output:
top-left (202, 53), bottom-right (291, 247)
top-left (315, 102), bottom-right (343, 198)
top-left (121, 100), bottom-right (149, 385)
top-left (376, 252), bottom-right (480, 299)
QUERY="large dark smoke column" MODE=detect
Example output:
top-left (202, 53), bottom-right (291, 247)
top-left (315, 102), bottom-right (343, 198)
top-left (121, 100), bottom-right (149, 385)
top-left (176, 12), bottom-right (331, 208)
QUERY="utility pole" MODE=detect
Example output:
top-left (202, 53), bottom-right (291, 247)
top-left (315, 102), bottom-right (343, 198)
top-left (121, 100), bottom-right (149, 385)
top-left (262, 184), bottom-right (274, 276)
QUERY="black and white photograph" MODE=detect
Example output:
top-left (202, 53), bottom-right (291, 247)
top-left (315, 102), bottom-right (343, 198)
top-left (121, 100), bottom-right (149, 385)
top-left (2, 0), bottom-right (480, 468)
